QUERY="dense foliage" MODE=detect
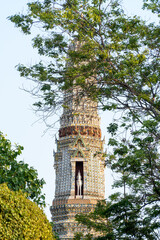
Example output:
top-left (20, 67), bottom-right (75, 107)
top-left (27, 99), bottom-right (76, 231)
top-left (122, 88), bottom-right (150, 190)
top-left (75, 118), bottom-right (160, 239)
top-left (0, 131), bottom-right (45, 206)
top-left (0, 183), bottom-right (55, 240)
top-left (9, 0), bottom-right (160, 239)
top-left (8, 0), bottom-right (160, 119)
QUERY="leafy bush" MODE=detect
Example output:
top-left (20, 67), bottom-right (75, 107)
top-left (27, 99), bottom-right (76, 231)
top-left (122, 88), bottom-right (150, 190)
top-left (0, 184), bottom-right (55, 240)
top-left (0, 131), bottom-right (45, 206)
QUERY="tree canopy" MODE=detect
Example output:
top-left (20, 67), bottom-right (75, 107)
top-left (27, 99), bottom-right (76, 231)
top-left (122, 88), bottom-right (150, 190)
top-left (9, 0), bottom-right (160, 120)
top-left (0, 131), bottom-right (45, 206)
top-left (9, 0), bottom-right (160, 239)
top-left (0, 183), bottom-right (55, 240)
top-left (75, 117), bottom-right (160, 239)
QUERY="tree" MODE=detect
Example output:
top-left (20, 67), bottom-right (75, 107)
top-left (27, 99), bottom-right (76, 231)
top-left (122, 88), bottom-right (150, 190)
top-left (75, 118), bottom-right (160, 239)
top-left (0, 131), bottom-right (45, 206)
top-left (0, 183), bottom-right (55, 240)
top-left (8, 0), bottom-right (160, 238)
top-left (8, 0), bottom-right (160, 120)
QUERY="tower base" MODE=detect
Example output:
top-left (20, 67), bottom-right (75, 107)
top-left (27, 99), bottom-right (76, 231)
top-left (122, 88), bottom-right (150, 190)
top-left (50, 199), bottom-right (98, 239)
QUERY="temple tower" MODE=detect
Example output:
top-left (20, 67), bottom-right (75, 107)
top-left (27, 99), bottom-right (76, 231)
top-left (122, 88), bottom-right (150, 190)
top-left (50, 42), bottom-right (105, 239)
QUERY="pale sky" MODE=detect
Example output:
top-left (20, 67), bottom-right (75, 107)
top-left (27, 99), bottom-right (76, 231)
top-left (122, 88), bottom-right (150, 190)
top-left (0, 0), bottom-right (157, 219)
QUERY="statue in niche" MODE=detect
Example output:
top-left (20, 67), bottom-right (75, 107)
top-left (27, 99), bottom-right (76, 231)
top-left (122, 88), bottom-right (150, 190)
top-left (76, 171), bottom-right (82, 196)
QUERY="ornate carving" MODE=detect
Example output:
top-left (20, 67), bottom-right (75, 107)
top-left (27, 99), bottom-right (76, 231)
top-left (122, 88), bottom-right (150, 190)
top-left (59, 126), bottom-right (101, 138)
top-left (51, 61), bottom-right (105, 239)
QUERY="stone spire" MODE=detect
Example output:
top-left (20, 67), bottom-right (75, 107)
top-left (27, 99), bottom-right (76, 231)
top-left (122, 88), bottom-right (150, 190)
top-left (50, 41), bottom-right (105, 239)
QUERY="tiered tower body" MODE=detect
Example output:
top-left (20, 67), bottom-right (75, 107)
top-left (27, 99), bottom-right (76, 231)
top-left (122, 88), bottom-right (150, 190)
top-left (50, 44), bottom-right (105, 239)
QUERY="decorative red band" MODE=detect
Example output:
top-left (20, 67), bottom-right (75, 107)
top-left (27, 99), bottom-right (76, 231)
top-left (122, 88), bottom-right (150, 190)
top-left (59, 126), bottom-right (101, 138)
